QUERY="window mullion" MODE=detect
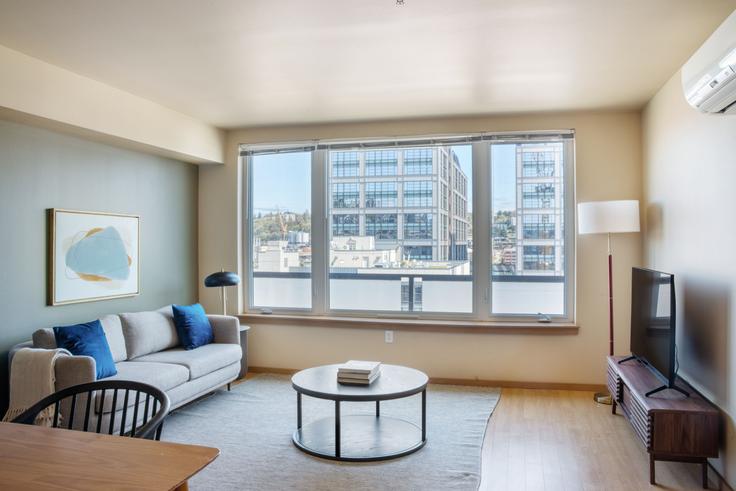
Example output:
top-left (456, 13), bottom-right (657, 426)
top-left (563, 140), bottom-right (576, 322)
top-left (312, 149), bottom-right (329, 315)
top-left (472, 142), bottom-right (491, 320)
top-left (242, 155), bottom-right (253, 311)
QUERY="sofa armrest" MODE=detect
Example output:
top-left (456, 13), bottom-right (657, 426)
top-left (8, 341), bottom-right (33, 371)
top-left (208, 315), bottom-right (241, 345)
top-left (54, 355), bottom-right (97, 391)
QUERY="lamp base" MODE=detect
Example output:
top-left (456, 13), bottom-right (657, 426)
top-left (594, 391), bottom-right (613, 405)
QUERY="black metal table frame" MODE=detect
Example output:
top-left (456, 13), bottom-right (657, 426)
top-left (293, 386), bottom-right (427, 462)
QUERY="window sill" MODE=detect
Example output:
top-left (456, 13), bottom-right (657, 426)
top-left (237, 313), bottom-right (579, 334)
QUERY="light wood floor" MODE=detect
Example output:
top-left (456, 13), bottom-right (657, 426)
top-left (480, 388), bottom-right (728, 491)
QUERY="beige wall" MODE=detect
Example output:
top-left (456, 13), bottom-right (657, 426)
top-left (642, 71), bottom-right (736, 485)
top-left (199, 111), bottom-right (643, 386)
top-left (0, 45), bottom-right (225, 164)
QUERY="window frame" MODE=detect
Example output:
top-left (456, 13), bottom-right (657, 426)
top-left (242, 132), bottom-right (575, 324)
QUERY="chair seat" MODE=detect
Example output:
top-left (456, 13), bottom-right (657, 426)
top-left (97, 361), bottom-right (189, 414)
top-left (134, 344), bottom-right (242, 380)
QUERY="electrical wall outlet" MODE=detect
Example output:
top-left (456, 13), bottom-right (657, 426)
top-left (384, 330), bottom-right (394, 343)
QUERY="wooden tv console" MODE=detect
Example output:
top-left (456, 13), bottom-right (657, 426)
top-left (607, 356), bottom-right (719, 488)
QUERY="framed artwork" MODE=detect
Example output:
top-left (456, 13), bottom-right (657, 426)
top-left (48, 208), bottom-right (140, 306)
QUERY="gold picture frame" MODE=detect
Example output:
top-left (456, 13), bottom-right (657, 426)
top-left (48, 208), bottom-right (140, 306)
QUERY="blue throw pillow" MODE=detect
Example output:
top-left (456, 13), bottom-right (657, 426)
top-left (53, 320), bottom-right (117, 379)
top-left (172, 303), bottom-right (214, 350)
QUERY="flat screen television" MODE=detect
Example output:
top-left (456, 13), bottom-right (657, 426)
top-left (628, 267), bottom-right (687, 397)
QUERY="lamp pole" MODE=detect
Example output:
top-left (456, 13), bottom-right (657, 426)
top-left (608, 233), bottom-right (614, 356)
top-left (221, 286), bottom-right (227, 316)
top-left (577, 200), bottom-right (640, 406)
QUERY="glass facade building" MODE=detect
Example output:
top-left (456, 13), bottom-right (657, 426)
top-left (514, 143), bottom-right (565, 275)
top-left (329, 146), bottom-right (470, 261)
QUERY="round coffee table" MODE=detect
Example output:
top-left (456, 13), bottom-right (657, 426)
top-left (291, 364), bottom-right (428, 461)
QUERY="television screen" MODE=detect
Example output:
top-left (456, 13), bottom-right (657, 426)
top-left (630, 267), bottom-right (676, 384)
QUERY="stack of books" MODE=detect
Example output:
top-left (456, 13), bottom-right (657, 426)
top-left (337, 360), bottom-right (382, 385)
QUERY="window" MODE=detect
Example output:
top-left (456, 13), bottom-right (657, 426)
top-left (523, 214), bottom-right (555, 239)
top-left (365, 150), bottom-right (397, 176)
top-left (522, 151), bottom-right (555, 177)
top-left (332, 151), bottom-right (359, 177)
top-left (365, 214), bottom-right (397, 240)
top-left (403, 181), bottom-right (432, 207)
top-left (245, 135), bottom-right (572, 322)
top-left (365, 182), bottom-right (397, 208)
top-left (325, 145), bottom-right (472, 313)
top-left (491, 141), bottom-right (570, 317)
top-left (332, 214), bottom-right (359, 236)
top-left (248, 151), bottom-right (311, 310)
top-left (403, 245), bottom-right (432, 260)
top-left (522, 183), bottom-right (555, 209)
top-left (404, 148), bottom-right (433, 175)
top-left (404, 213), bottom-right (433, 239)
top-left (332, 183), bottom-right (359, 208)
top-left (523, 245), bottom-right (556, 271)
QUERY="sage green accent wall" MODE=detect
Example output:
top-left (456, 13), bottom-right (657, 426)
top-left (0, 118), bottom-right (198, 413)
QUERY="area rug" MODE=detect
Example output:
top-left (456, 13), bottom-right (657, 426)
top-left (162, 374), bottom-right (500, 491)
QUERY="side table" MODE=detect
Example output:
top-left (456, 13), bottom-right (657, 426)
top-left (239, 324), bottom-right (250, 378)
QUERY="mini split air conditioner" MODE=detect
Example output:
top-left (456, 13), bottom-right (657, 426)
top-left (682, 10), bottom-right (736, 114)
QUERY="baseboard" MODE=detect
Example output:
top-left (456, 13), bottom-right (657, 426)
top-left (249, 366), bottom-right (299, 375)
top-left (248, 366), bottom-right (606, 392)
top-left (428, 377), bottom-right (606, 392)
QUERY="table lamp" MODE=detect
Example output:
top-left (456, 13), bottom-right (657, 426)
top-left (577, 200), bottom-right (640, 404)
top-left (204, 270), bottom-right (241, 315)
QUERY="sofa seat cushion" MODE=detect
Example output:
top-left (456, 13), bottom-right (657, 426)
top-left (134, 344), bottom-right (242, 380)
top-left (96, 361), bottom-right (189, 414)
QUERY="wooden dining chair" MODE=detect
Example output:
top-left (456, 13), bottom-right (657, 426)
top-left (12, 380), bottom-right (171, 440)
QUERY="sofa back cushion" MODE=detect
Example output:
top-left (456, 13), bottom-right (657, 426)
top-left (33, 314), bottom-right (128, 362)
top-left (120, 306), bottom-right (180, 359)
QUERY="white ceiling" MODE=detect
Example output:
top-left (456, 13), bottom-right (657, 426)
top-left (0, 0), bottom-right (733, 128)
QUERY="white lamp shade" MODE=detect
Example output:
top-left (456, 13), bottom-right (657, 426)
top-left (577, 200), bottom-right (640, 235)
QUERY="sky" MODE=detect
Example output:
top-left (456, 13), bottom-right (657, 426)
top-left (251, 145), bottom-right (517, 213)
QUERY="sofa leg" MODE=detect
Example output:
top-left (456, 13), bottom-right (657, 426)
top-left (227, 383), bottom-right (231, 391)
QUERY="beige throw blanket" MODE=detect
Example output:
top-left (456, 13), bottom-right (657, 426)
top-left (2, 347), bottom-right (70, 426)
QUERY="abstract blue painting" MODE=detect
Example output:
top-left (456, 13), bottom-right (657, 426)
top-left (49, 209), bottom-right (139, 305)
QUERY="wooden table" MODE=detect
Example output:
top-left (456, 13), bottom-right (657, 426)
top-left (0, 422), bottom-right (219, 490)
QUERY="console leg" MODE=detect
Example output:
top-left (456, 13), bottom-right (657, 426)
top-left (227, 383), bottom-right (231, 391)
top-left (612, 400), bottom-right (617, 415)
top-left (376, 400), bottom-right (380, 418)
top-left (702, 460), bottom-right (708, 489)
top-left (650, 454), bottom-right (656, 485)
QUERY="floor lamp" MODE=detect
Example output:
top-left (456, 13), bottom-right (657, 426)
top-left (577, 200), bottom-right (640, 405)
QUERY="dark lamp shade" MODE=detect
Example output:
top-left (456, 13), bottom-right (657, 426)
top-left (204, 271), bottom-right (240, 288)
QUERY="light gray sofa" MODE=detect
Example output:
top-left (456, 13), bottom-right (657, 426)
top-left (9, 306), bottom-right (242, 427)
